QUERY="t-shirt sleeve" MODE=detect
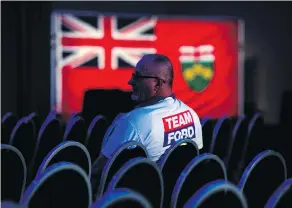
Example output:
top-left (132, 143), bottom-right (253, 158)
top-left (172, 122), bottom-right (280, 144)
top-left (191, 111), bottom-right (203, 149)
top-left (101, 118), bottom-right (140, 158)
top-left (194, 121), bottom-right (203, 149)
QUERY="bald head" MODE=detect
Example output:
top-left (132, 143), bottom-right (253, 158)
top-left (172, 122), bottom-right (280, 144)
top-left (129, 54), bottom-right (174, 101)
top-left (137, 54), bottom-right (174, 87)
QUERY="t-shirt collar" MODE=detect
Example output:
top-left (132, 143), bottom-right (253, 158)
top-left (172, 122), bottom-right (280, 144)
top-left (135, 93), bottom-right (176, 108)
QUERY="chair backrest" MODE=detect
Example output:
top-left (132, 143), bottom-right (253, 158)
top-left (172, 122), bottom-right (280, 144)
top-left (27, 112), bottom-right (37, 120)
top-left (31, 113), bottom-right (62, 179)
top-left (225, 115), bottom-right (248, 181)
top-left (2, 112), bottom-right (13, 123)
top-left (92, 188), bottom-right (153, 208)
top-left (87, 115), bottom-right (109, 162)
top-left (2, 112), bottom-right (18, 144)
top-left (238, 150), bottom-right (287, 208)
top-left (240, 113), bottom-right (264, 173)
top-left (1, 201), bottom-right (27, 208)
top-left (64, 116), bottom-right (87, 145)
top-left (209, 116), bottom-right (232, 161)
top-left (96, 141), bottom-right (148, 198)
top-left (106, 157), bottom-right (163, 208)
top-left (158, 139), bottom-right (199, 208)
top-left (201, 119), bottom-right (216, 153)
top-left (27, 112), bottom-right (40, 133)
top-left (184, 180), bottom-right (248, 208)
top-left (37, 141), bottom-right (91, 177)
top-left (21, 162), bottom-right (92, 208)
top-left (265, 178), bottom-right (292, 208)
top-left (1, 144), bottom-right (27, 202)
top-left (159, 139), bottom-right (199, 170)
top-left (68, 112), bottom-right (80, 122)
top-left (200, 118), bottom-right (210, 127)
top-left (171, 153), bottom-right (227, 208)
top-left (229, 116), bottom-right (239, 127)
top-left (9, 117), bottom-right (36, 167)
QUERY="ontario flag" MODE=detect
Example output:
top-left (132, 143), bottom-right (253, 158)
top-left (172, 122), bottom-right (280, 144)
top-left (51, 11), bottom-right (243, 118)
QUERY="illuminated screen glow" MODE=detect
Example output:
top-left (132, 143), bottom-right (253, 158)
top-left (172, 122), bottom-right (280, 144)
top-left (51, 11), bottom-right (244, 118)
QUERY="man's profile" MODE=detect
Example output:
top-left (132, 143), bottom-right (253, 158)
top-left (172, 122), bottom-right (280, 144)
top-left (91, 54), bottom-right (203, 189)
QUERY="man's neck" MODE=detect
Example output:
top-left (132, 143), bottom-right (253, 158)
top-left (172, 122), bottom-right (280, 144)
top-left (158, 92), bottom-right (173, 98)
top-left (135, 93), bottom-right (174, 108)
top-left (156, 88), bottom-right (173, 98)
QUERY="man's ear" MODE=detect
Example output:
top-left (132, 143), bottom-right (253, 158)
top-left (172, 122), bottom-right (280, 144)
top-left (154, 79), bottom-right (161, 91)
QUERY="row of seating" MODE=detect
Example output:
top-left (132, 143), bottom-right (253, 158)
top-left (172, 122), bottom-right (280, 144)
top-left (2, 111), bottom-right (291, 207)
top-left (1, 111), bottom-right (265, 182)
top-left (2, 139), bottom-right (291, 207)
top-left (201, 113), bottom-right (265, 182)
top-left (1, 112), bottom-right (109, 183)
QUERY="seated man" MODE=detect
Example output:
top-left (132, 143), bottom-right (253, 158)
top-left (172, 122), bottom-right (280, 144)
top-left (91, 54), bottom-right (203, 184)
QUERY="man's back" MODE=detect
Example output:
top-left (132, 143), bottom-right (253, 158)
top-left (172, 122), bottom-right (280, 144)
top-left (102, 95), bottom-right (202, 162)
top-left (91, 54), bottom-right (202, 187)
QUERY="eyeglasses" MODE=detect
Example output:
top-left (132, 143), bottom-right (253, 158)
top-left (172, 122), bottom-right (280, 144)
top-left (132, 73), bottom-right (166, 83)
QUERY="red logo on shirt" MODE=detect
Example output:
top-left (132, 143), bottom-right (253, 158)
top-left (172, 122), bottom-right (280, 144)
top-left (162, 110), bottom-right (196, 147)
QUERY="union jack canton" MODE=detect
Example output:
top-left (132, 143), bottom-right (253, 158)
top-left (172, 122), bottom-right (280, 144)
top-left (57, 14), bottom-right (158, 70)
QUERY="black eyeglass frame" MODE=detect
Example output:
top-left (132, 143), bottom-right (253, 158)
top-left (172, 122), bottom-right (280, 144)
top-left (132, 73), bottom-right (166, 83)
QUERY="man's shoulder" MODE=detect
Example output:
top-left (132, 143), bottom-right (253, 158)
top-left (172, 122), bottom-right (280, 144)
top-left (122, 103), bottom-right (168, 128)
top-left (121, 97), bottom-right (199, 123)
top-left (176, 99), bottom-right (200, 120)
top-left (123, 107), bottom-right (152, 122)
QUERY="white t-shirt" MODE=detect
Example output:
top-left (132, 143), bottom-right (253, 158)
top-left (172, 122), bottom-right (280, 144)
top-left (101, 95), bottom-right (203, 162)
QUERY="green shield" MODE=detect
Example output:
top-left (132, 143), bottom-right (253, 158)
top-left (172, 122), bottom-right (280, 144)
top-left (181, 60), bottom-right (214, 92)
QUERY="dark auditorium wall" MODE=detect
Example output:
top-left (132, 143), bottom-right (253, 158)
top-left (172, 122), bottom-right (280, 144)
top-left (1, 1), bottom-right (291, 124)
top-left (1, 2), bottom-right (52, 119)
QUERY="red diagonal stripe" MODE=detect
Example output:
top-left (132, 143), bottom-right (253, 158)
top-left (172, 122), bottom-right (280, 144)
top-left (119, 18), bottom-right (152, 34)
top-left (61, 16), bottom-right (88, 33)
top-left (61, 37), bottom-right (156, 48)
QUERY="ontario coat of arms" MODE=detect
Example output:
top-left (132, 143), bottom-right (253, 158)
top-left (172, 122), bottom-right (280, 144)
top-left (179, 45), bottom-right (215, 92)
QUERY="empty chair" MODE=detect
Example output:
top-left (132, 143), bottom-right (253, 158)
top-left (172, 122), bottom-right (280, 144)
top-left (87, 115), bottom-right (109, 162)
top-left (68, 112), bottom-right (80, 122)
top-left (1, 144), bottom-right (27, 202)
top-left (64, 112), bottom-right (83, 131)
top-left (21, 162), bottom-right (92, 208)
top-left (1, 201), bottom-right (27, 208)
top-left (106, 157), bottom-right (163, 208)
top-left (36, 141), bottom-right (91, 177)
top-left (201, 119), bottom-right (216, 153)
top-left (9, 117), bottom-right (36, 167)
top-left (184, 180), bottom-right (248, 208)
top-left (64, 116), bottom-right (87, 145)
top-left (26, 112), bottom-right (40, 134)
top-left (158, 139), bottom-right (199, 208)
top-left (238, 150), bottom-right (287, 208)
top-left (2, 112), bottom-right (13, 121)
top-left (225, 116), bottom-right (248, 182)
top-left (2, 112), bottom-right (18, 144)
top-left (2, 112), bottom-right (13, 122)
top-left (171, 153), bottom-right (227, 208)
top-left (265, 178), bottom-right (292, 208)
top-left (92, 188), bottom-right (153, 208)
top-left (30, 113), bottom-right (62, 180)
top-left (200, 117), bottom-right (210, 127)
top-left (26, 112), bottom-right (37, 121)
top-left (239, 113), bottom-right (264, 175)
top-left (229, 116), bottom-right (239, 127)
top-left (95, 141), bottom-right (148, 199)
top-left (209, 116), bottom-right (232, 162)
